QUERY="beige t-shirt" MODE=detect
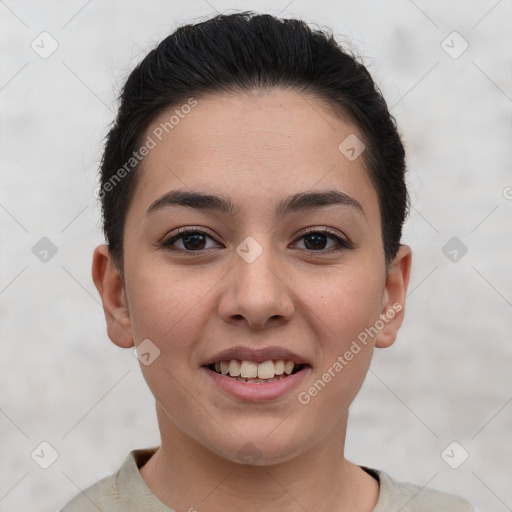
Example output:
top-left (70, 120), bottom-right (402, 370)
top-left (60, 447), bottom-right (475, 512)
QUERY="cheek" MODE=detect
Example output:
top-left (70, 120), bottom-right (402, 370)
top-left (124, 268), bottom-right (205, 416)
top-left (296, 293), bottom-right (380, 421)
top-left (303, 266), bottom-right (384, 341)
top-left (122, 264), bottom-right (219, 404)
top-left (300, 266), bottom-right (383, 395)
top-left (125, 264), bottom-right (209, 345)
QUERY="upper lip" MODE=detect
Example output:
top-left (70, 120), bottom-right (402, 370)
top-left (202, 346), bottom-right (310, 366)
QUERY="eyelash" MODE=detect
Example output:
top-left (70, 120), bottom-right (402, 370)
top-left (160, 226), bottom-right (353, 254)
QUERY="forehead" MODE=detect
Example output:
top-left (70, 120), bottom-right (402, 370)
top-left (127, 89), bottom-right (379, 225)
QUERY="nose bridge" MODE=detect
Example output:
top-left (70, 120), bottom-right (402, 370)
top-left (219, 234), bottom-right (295, 327)
top-left (235, 234), bottom-right (282, 298)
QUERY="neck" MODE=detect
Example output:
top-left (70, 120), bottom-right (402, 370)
top-left (139, 402), bottom-right (379, 512)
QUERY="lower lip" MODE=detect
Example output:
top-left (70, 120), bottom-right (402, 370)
top-left (202, 366), bottom-right (310, 401)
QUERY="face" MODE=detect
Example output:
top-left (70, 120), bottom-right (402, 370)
top-left (93, 88), bottom-right (411, 466)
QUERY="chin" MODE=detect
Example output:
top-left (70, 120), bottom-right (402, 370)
top-left (209, 434), bottom-right (306, 467)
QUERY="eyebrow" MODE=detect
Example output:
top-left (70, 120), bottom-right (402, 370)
top-left (146, 188), bottom-right (365, 219)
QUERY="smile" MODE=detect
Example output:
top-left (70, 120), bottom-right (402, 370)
top-left (202, 361), bottom-right (310, 401)
top-left (208, 359), bottom-right (306, 382)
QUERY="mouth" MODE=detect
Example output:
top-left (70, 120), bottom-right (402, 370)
top-left (205, 359), bottom-right (308, 383)
top-left (201, 346), bottom-right (312, 400)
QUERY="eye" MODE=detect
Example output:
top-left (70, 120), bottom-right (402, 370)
top-left (161, 227), bottom-right (219, 252)
top-left (161, 226), bottom-right (352, 253)
top-left (292, 227), bottom-right (353, 252)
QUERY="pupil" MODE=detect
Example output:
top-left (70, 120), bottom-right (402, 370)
top-left (304, 233), bottom-right (326, 250)
top-left (183, 233), bottom-right (205, 250)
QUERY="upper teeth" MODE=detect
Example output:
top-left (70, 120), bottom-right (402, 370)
top-left (214, 360), bottom-right (297, 379)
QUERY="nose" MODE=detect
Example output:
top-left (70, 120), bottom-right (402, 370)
top-left (217, 239), bottom-right (296, 330)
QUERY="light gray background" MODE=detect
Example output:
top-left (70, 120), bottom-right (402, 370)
top-left (1, 1), bottom-right (511, 511)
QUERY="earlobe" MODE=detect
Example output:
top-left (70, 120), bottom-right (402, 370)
top-left (375, 245), bottom-right (412, 349)
top-left (91, 245), bottom-right (134, 348)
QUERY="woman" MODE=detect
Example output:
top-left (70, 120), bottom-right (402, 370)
top-left (61, 11), bottom-right (474, 512)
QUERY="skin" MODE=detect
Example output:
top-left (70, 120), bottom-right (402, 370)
top-left (92, 88), bottom-right (412, 512)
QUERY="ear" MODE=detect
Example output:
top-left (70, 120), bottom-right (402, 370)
top-left (91, 244), bottom-right (134, 348)
top-left (375, 245), bottom-right (412, 349)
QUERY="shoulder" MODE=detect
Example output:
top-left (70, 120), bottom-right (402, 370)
top-left (59, 470), bottom-right (120, 511)
top-left (364, 467), bottom-right (476, 512)
top-left (59, 447), bottom-right (164, 512)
